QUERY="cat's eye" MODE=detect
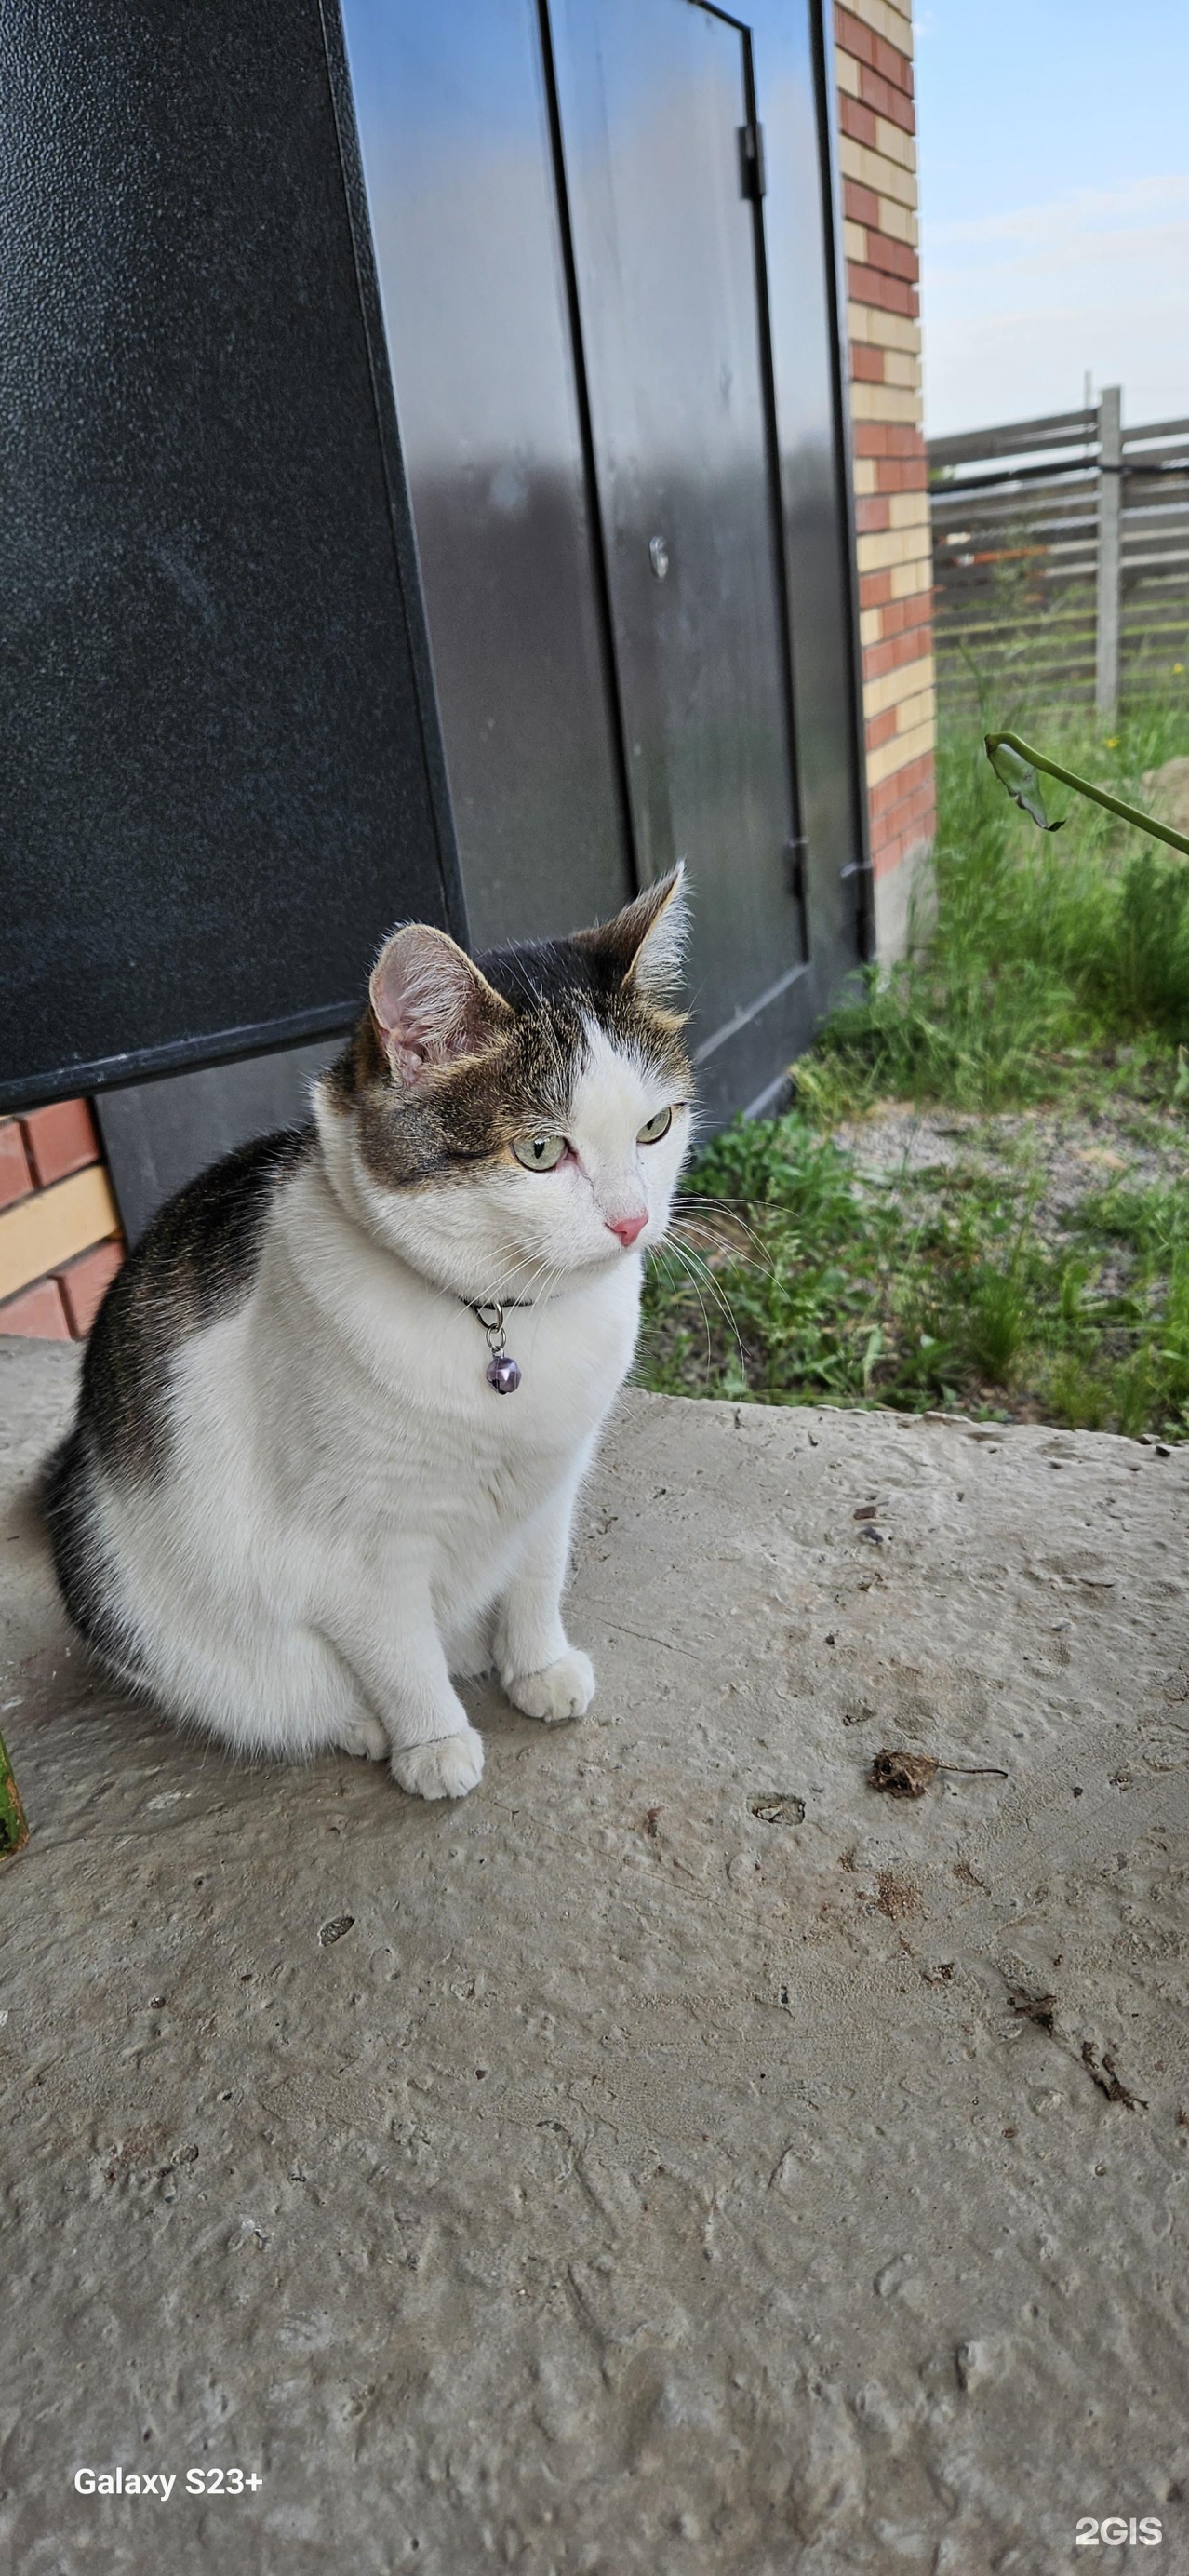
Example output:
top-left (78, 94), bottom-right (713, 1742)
top-left (512, 1134), bottom-right (568, 1172)
top-left (636, 1107), bottom-right (674, 1146)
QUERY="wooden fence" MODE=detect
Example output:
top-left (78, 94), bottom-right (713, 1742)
top-left (928, 393), bottom-right (1189, 718)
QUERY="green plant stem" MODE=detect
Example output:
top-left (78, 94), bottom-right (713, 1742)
top-left (985, 732), bottom-right (1189, 856)
top-left (0, 1730), bottom-right (28, 1861)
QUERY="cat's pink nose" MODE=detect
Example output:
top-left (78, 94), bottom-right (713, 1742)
top-left (608, 1212), bottom-right (648, 1248)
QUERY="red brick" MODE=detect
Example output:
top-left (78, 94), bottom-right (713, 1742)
top-left (835, 7), bottom-right (876, 69)
top-left (856, 495), bottom-right (891, 535)
top-left (848, 262), bottom-right (916, 319)
top-left (838, 95), bottom-right (878, 151)
top-left (0, 1120), bottom-right (32, 1211)
top-left (869, 455), bottom-right (928, 494)
top-left (865, 707), bottom-right (899, 751)
top-left (873, 31), bottom-right (914, 93)
top-left (863, 626), bottom-right (933, 681)
top-left (853, 422), bottom-right (925, 459)
top-left (876, 599), bottom-right (933, 648)
top-left (858, 65), bottom-right (915, 133)
top-left (850, 342), bottom-right (885, 383)
top-left (0, 1278), bottom-right (72, 1339)
top-left (862, 227), bottom-right (918, 287)
top-left (859, 570), bottom-right (893, 608)
top-left (55, 1239), bottom-right (125, 1337)
top-left (20, 1098), bottom-right (100, 1187)
top-left (843, 177), bottom-right (881, 229)
top-left (869, 750), bottom-right (935, 815)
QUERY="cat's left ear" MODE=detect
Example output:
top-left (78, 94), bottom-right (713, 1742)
top-left (573, 863), bottom-right (689, 1003)
top-left (369, 924), bottom-right (514, 1087)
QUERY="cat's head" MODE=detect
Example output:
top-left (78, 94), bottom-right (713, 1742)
top-left (317, 868), bottom-right (694, 1300)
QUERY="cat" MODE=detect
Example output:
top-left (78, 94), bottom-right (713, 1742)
top-left (44, 868), bottom-right (693, 1800)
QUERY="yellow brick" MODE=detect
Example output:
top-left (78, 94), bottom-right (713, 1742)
top-left (883, 345), bottom-right (922, 391)
top-left (838, 135), bottom-right (916, 211)
top-left (848, 381), bottom-right (922, 426)
top-left (895, 685), bottom-right (937, 734)
top-left (888, 489), bottom-right (929, 531)
top-left (848, 303), bottom-right (920, 356)
top-left (0, 1164), bottom-right (120, 1303)
top-left (876, 197), bottom-right (918, 248)
top-left (842, 218), bottom-right (867, 262)
top-left (889, 555), bottom-right (934, 598)
top-left (835, 45), bottom-right (862, 95)
top-left (852, 457), bottom-right (878, 496)
top-left (865, 716), bottom-right (936, 788)
top-left (841, 0), bottom-right (913, 41)
top-left (875, 118), bottom-right (916, 176)
top-left (856, 525), bottom-right (920, 574)
top-left (860, 606), bottom-right (884, 647)
top-left (862, 652), bottom-right (935, 719)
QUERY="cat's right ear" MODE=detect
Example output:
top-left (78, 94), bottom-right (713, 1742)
top-left (369, 926), bottom-right (514, 1087)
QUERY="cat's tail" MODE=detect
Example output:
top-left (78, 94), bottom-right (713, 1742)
top-left (42, 1428), bottom-right (150, 1689)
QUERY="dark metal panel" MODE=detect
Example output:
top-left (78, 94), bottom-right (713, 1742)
top-left (748, 0), bottom-right (871, 983)
top-left (548, 0), bottom-right (807, 1075)
top-left (0, 0), bottom-right (458, 1114)
top-left (338, 0), bottom-right (633, 949)
top-left (96, 1040), bottom-right (343, 1247)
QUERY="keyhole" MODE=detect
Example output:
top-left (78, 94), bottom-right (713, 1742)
top-left (648, 535), bottom-right (670, 581)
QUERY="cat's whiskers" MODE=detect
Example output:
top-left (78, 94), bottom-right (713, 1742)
top-left (646, 1239), bottom-right (717, 1378)
top-left (650, 1227), bottom-right (748, 1379)
top-left (671, 1194), bottom-right (769, 1266)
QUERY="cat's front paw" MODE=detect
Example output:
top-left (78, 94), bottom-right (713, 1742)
top-left (333, 1714), bottom-right (390, 1761)
top-left (391, 1726), bottom-right (486, 1801)
top-left (505, 1649), bottom-right (594, 1724)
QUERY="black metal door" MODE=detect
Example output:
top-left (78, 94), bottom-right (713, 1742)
top-left (335, 0), bottom-right (865, 1121)
top-left (549, 0), bottom-right (808, 1116)
top-left (339, 0), bottom-right (634, 952)
top-left (0, 0), bottom-right (462, 1115)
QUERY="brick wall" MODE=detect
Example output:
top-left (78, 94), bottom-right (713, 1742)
top-left (0, 1102), bottom-right (124, 1340)
top-left (835, 0), bottom-right (937, 958)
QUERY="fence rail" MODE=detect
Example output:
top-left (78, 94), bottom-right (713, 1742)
top-left (928, 392), bottom-right (1189, 718)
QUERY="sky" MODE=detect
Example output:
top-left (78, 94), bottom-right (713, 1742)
top-left (915, 0), bottom-right (1189, 438)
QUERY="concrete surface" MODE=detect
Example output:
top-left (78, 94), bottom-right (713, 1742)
top-left (2, 1335), bottom-right (1188, 2576)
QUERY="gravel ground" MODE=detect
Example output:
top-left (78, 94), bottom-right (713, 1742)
top-left (832, 1097), bottom-right (1189, 1305)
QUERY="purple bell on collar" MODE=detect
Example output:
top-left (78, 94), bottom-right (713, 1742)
top-left (487, 1351), bottom-right (522, 1395)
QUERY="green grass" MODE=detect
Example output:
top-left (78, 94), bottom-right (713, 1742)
top-left (795, 693), bottom-right (1189, 1123)
top-left (639, 691), bottom-right (1189, 1439)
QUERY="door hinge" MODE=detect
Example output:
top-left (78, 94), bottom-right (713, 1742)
top-left (738, 121), bottom-right (766, 202)
top-left (784, 836), bottom-right (807, 901)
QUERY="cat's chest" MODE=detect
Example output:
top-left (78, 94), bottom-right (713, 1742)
top-left (270, 1246), bottom-right (637, 1488)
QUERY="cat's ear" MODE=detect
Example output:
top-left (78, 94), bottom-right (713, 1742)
top-left (369, 925), bottom-right (513, 1087)
top-left (573, 864), bottom-right (689, 1003)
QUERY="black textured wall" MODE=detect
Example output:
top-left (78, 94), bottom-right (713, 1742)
top-left (0, 0), bottom-right (458, 1109)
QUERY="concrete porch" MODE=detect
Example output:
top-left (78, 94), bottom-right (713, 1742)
top-left (1, 1336), bottom-right (1186, 2574)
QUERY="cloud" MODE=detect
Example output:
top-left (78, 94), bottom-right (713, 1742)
top-left (921, 175), bottom-right (1189, 432)
top-left (928, 173), bottom-right (1189, 248)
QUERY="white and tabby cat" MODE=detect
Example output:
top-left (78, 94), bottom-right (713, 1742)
top-left (45, 869), bottom-right (692, 1800)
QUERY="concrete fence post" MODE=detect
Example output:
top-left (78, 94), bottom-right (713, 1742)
top-left (1095, 385), bottom-right (1122, 721)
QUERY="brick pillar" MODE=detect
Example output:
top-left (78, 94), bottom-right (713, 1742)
top-left (835, 0), bottom-right (936, 960)
top-left (0, 1103), bottom-right (124, 1340)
